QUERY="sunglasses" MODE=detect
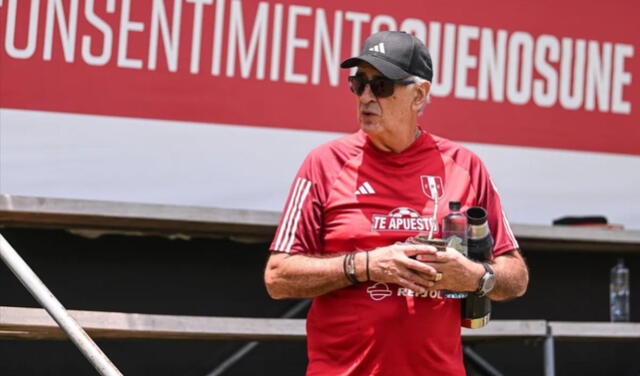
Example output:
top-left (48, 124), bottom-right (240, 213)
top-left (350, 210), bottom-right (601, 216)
top-left (348, 75), bottom-right (415, 98)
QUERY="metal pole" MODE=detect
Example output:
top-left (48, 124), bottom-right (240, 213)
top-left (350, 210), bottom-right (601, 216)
top-left (206, 299), bottom-right (311, 376)
top-left (0, 233), bottom-right (123, 376)
top-left (544, 326), bottom-right (555, 376)
top-left (463, 346), bottom-right (504, 376)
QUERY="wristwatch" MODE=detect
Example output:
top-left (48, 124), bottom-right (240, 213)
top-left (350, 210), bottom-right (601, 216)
top-left (475, 262), bottom-right (496, 297)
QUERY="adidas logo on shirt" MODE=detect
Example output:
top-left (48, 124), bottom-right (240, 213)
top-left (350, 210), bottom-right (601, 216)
top-left (355, 182), bottom-right (376, 195)
top-left (368, 43), bottom-right (386, 54)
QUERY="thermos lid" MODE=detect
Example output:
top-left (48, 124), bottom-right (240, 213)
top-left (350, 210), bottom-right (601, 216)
top-left (466, 207), bottom-right (487, 225)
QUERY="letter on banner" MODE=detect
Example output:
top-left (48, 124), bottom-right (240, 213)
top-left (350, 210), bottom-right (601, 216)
top-left (5, 0), bottom-right (41, 59)
top-left (506, 31), bottom-right (533, 105)
top-left (533, 34), bottom-right (560, 107)
top-left (284, 5), bottom-right (312, 84)
top-left (478, 28), bottom-right (507, 102)
top-left (312, 9), bottom-right (343, 86)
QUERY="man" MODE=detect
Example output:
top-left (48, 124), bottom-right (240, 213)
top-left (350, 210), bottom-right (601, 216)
top-left (264, 31), bottom-right (529, 376)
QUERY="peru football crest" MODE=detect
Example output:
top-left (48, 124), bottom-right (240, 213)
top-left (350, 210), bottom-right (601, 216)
top-left (421, 176), bottom-right (444, 200)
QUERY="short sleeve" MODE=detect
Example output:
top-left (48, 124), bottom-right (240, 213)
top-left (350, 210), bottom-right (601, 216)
top-left (470, 157), bottom-right (520, 257)
top-left (270, 154), bottom-right (324, 254)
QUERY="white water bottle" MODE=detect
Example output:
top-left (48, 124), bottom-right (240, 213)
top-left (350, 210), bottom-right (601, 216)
top-left (610, 258), bottom-right (630, 322)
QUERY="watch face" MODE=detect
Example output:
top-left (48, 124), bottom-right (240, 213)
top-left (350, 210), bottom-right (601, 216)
top-left (483, 274), bottom-right (497, 294)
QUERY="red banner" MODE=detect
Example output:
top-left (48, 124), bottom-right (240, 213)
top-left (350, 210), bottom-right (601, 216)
top-left (1, 0), bottom-right (638, 155)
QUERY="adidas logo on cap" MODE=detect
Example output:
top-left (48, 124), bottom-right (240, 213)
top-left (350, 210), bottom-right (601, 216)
top-left (368, 43), bottom-right (386, 54)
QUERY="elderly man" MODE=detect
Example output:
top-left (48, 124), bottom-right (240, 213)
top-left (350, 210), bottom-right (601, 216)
top-left (264, 31), bottom-right (529, 376)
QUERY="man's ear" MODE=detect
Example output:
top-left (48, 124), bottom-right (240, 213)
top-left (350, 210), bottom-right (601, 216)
top-left (413, 81), bottom-right (431, 110)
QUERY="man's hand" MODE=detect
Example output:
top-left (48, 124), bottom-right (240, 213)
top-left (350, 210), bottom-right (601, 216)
top-left (415, 248), bottom-right (485, 292)
top-left (417, 249), bottom-right (529, 301)
top-left (265, 244), bottom-right (442, 299)
top-left (367, 244), bottom-right (441, 294)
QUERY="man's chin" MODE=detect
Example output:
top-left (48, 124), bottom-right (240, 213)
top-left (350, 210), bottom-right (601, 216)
top-left (359, 121), bottom-right (381, 135)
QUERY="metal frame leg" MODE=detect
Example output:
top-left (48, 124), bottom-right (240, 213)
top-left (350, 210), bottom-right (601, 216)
top-left (544, 326), bottom-right (555, 376)
top-left (0, 233), bottom-right (123, 376)
top-left (205, 299), bottom-right (311, 376)
top-left (463, 346), bottom-right (504, 376)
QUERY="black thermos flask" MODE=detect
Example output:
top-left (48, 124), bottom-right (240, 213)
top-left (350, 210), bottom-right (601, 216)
top-left (461, 206), bottom-right (493, 329)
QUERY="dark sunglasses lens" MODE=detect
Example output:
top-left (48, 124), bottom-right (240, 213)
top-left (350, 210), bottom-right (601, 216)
top-left (349, 76), bottom-right (366, 95)
top-left (349, 76), bottom-right (396, 97)
top-left (371, 77), bottom-right (394, 97)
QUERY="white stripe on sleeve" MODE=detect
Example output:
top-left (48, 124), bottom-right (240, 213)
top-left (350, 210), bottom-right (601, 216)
top-left (490, 178), bottom-right (519, 249)
top-left (501, 210), bottom-right (520, 249)
top-left (274, 178), bottom-right (303, 251)
top-left (283, 179), bottom-right (312, 252)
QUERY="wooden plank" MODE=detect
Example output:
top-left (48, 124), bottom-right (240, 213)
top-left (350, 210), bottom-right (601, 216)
top-left (0, 330), bottom-right (48, 340)
top-left (462, 319), bottom-right (548, 341)
top-left (512, 224), bottom-right (639, 244)
top-left (549, 321), bottom-right (640, 341)
top-left (6, 308), bottom-right (637, 343)
top-left (0, 306), bottom-right (306, 341)
top-left (1, 195), bottom-right (640, 251)
top-left (512, 224), bottom-right (640, 252)
top-left (0, 306), bottom-right (549, 342)
top-left (0, 195), bottom-right (280, 238)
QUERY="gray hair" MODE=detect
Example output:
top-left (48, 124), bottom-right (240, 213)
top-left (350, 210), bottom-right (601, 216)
top-left (410, 75), bottom-right (431, 116)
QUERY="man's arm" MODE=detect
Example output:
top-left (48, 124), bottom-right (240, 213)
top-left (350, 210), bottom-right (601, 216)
top-left (417, 249), bottom-right (529, 301)
top-left (264, 252), bottom-right (351, 299)
top-left (264, 244), bottom-right (441, 299)
top-left (485, 250), bottom-right (529, 301)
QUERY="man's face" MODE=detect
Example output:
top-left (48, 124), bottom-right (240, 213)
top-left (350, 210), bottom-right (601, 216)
top-left (354, 63), bottom-right (418, 137)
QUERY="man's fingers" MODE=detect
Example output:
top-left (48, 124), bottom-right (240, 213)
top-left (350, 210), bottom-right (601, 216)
top-left (397, 267), bottom-right (437, 289)
top-left (397, 276), bottom-right (429, 295)
top-left (415, 252), bottom-right (448, 263)
top-left (406, 270), bottom-right (437, 288)
top-left (402, 258), bottom-right (438, 277)
top-left (401, 245), bottom-right (439, 257)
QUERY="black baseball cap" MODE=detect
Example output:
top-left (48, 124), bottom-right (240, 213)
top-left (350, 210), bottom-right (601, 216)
top-left (341, 31), bottom-right (433, 82)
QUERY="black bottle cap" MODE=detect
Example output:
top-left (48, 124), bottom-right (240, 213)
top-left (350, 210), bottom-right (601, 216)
top-left (466, 207), bottom-right (487, 225)
top-left (449, 201), bottom-right (461, 211)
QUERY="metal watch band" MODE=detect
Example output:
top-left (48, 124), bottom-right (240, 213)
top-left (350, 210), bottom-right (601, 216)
top-left (475, 262), bottom-right (495, 296)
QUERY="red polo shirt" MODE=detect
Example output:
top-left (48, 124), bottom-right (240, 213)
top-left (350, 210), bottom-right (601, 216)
top-left (270, 130), bottom-right (518, 376)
